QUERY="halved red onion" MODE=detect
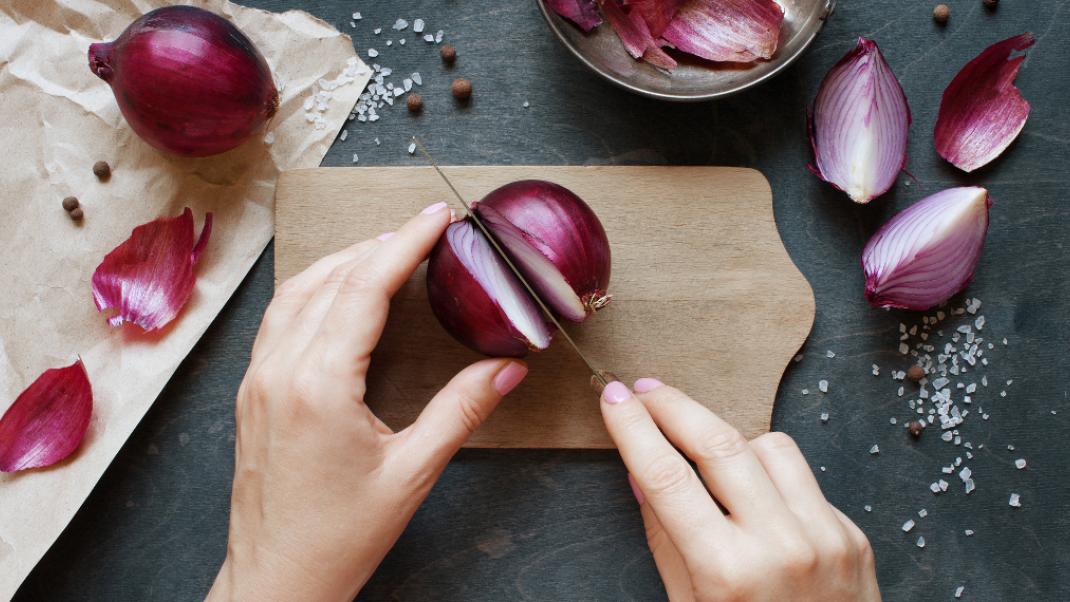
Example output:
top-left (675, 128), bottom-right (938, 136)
top-left (546, 0), bottom-right (604, 32)
top-left (89, 6), bottom-right (279, 157)
top-left (92, 208), bottom-right (213, 331)
top-left (862, 187), bottom-right (991, 311)
top-left (809, 37), bottom-right (911, 204)
top-left (660, 0), bottom-right (783, 64)
top-left (600, 0), bottom-right (678, 71)
top-left (475, 180), bottom-right (611, 323)
top-left (935, 33), bottom-right (1035, 173)
top-left (0, 360), bottom-right (93, 473)
top-left (427, 220), bottom-right (555, 357)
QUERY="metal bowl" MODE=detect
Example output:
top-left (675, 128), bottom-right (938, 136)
top-left (537, 0), bottom-right (836, 101)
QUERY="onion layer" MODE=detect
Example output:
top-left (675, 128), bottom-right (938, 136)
top-left (88, 6), bottom-right (279, 157)
top-left (935, 33), bottom-right (1035, 173)
top-left (427, 180), bottom-right (612, 357)
top-left (862, 187), bottom-right (991, 311)
top-left (809, 38), bottom-right (911, 204)
top-left (0, 360), bottom-right (93, 473)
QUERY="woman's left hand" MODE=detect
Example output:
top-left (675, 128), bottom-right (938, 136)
top-left (207, 202), bottom-right (528, 601)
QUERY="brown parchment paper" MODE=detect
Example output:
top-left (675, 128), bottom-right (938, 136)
top-left (0, 1), bottom-right (369, 596)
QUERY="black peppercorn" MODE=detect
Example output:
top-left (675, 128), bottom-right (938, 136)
top-left (62, 196), bottom-right (80, 212)
top-left (908, 421), bottom-right (925, 438)
top-left (407, 93), bottom-right (423, 113)
top-left (933, 4), bottom-right (950, 23)
top-left (69, 207), bottom-right (84, 221)
top-left (907, 365), bottom-right (926, 382)
top-left (93, 160), bottom-right (111, 180)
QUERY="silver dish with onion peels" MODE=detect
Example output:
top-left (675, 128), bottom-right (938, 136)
top-left (536, 0), bottom-right (836, 101)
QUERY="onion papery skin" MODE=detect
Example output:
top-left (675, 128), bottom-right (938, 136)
top-left (427, 220), bottom-right (555, 358)
top-left (809, 37), bottom-right (911, 204)
top-left (475, 180), bottom-right (612, 323)
top-left (88, 6), bottom-right (279, 157)
top-left (862, 187), bottom-right (991, 311)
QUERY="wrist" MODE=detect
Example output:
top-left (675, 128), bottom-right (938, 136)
top-left (206, 550), bottom-right (361, 602)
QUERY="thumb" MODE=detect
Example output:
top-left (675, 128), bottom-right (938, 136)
top-left (631, 474), bottom-right (695, 602)
top-left (401, 358), bottom-right (527, 469)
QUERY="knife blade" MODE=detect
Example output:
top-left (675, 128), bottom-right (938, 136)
top-left (412, 137), bottom-right (610, 390)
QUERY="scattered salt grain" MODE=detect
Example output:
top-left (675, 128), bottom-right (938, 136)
top-left (392, 18), bottom-right (409, 30)
top-left (413, 18), bottom-right (425, 33)
top-left (818, 380), bottom-right (829, 393)
top-left (412, 72), bottom-right (423, 85)
top-left (1000, 390), bottom-right (1007, 398)
top-left (918, 508), bottom-right (928, 518)
top-left (368, 48), bottom-right (379, 58)
top-left (939, 479), bottom-right (949, 492)
top-left (941, 431), bottom-right (954, 442)
top-left (374, 27), bottom-right (382, 34)
top-left (351, 153), bottom-right (358, 164)
top-left (889, 417), bottom-right (897, 425)
top-left (352, 11), bottom-right (362, 20)
top-left (407, 142), bottom-right (416, 155)
top-left (802, 388), bottom-right (809, 395)
top-left (1009, 493), bottom-right (1021, 507)
top-left (826, 350), bottom-right (836, 358)
top-left (339, 129), bottom-right (348, 141)
top-left (864, 505), bottom-right (872, 512)
top-left (955, 585), bottom-right (965, 598)
top-left (930, 482), bottom-right (942, 494)
top-left (916, 536), bottom-right (925, 548)
top-left (869, 444), bottom-right (880, 455)
top-left (1015, 458), bottom-right (1027, 469)
top-left (523, 100), bottom-right (531, 108)
top-left (794, 354), bottom-right (803, 363)
top-left (399, 38), bottom-right (406, 45)
top-left (902, 519), bottom-right (915, 532)
top-left (820, 412), bottom-right (829, 423)
top-left (959, 467), bottom-right (972, 482)
top-left (899, 342), bottom-right (910, 355)
top-left (820, 466), bottom-right (826, 472)
top-left (965, 529), bottom-right (974, 536)
top-left (424, 34), bottom-right (435, 42)
top-left (435, 29), bottom-right (444, 43)
top-left (386, 40), bottom-right (392, 46)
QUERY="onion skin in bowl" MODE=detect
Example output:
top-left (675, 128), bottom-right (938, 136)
top-left (426, 180), bottom-right (612, 357)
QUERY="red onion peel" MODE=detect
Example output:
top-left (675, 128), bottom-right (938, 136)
top-left (0, 360), bottom-right (93, 473)
top-left (88, 6), bottom-right (279, 157)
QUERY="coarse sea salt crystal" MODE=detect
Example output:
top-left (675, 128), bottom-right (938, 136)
top-left (826, 350), bottom-right (836, 358)
top-left (1015, 458), bottom-right (1027, 469)
top-left (374, 27), bottom-right (382, 34)
top-left (918, 508), bottom-right (928, 518)
top-left (435, 29), bottom-right (444, 43)
top-left (939, 479), bottom-right (949, 492)
top-left (819, 466), bottom-right (826, 472)
top-left (523, 100), bottom-right (531, 108)
top-left (902, 519), bottom-right (915, 532)
top-left (393, 18), bottom-right (409, 30)
top-left (1009, 493), bottom-right (1022, 507)
top-left (864, 505), bottom-right (872, 512)
top-left (412, 72), bottom-right (423, 85)
top-left (399, 38), bottom-right (406, 45)
top-left (889, 417), bottom-right (897, 425)
top-left (955, 585), bottom-right (965, 598)
top-left (916, 536), bottom-right (925, 548)
top-left (818, 380), bottom-right (829, 393)
top-left (339, 129), bottom-right (348, 141)
top-left (352, 11), bottom-right (362, 20)
top-left (407, 142), bottom-right (416, 155)
top-left (368, 48), bottom-right (379, 58)
top-left (899, 343), bottom-right (910, 355)
top-left (424, 34), bottom-right (435, 42)
top-left (801, 388), bottom-right (809, 395)
top-left (413, 18), bottom-right (425, 33)
top-left (930, 482), bottom-right (942, 494)
top-left (959, 467), bottom-right (972, 482)
top-left (820, 412), bottom-right (829, 423)
top-left (351, 153), bottom-right (358, 163)
top-left (965, 529), bottom-right (974, 536)
top-left (869, 444), bottom-right (879, 455)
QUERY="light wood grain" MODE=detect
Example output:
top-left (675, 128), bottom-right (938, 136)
top-left (275, 166), bottom-right (814, 448)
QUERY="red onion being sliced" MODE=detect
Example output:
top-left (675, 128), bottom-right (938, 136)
top-left (809, 38), bottom-right (910, 204)
top-left (427, 220), bottom-right (555, 358)
top-left (935, 33), bottom-right (1035, 173)
top-left (660, 0), bottom-right (784, 64)
top-left (88, 6), bottom-right (279, 157)
top-left (0, 360), bottom-right (93, 473)
top-left (862, 187), bottom-right (991, 311)
top-left (474, 180), bottom-right (611, 323)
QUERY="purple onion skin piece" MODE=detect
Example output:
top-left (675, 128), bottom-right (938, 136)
top-left (88, 6), bottom-right (278, 157)
top-left (427, 220), bottom-right (554, 358)
top-left (475, 180), bottom-right (611, 322)
top-left (862, 187), bottom-right (991, 311)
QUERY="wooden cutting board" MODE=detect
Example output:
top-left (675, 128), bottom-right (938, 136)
top-left (275, 166), bottom-right (814, 448)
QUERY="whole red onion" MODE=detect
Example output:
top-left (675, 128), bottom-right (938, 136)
top-left (427, 180), bottom-right (612, 357)
top-left (88, 6), bottom-right (279, 157)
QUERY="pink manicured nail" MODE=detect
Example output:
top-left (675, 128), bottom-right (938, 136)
top-left (493, 361), bottom-right (528, 396)
top-left (627, 473), bottom-right (645, 505)
top-left (633, 378), bottom-right (664, 393)
top-left (376, 232), bottom-right (395, 241)
top-left (421, 201), bottom-right (448, 215)
top-left (602, 381), bottom-right (631, 405)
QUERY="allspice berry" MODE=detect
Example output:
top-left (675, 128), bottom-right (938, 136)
top-left (407, 93), bottom-right (423, 113)
top-left (440, 44), bottom-right (457, 65)
top-left (62, 196), bottom-right (80, 212)
top-left (907, 364), bottom-right (926, 382)
top-left (69, 207), bottom-right (84, 221)
top-left (983, 0), bottom-right (998, 8)
top-left (451, 78), bottom-right (472, 101)
top-left (908, 421), bottom-right (925, 438)
top-left (933, 4), bottom-right (950, 23)
top-left (92, 160), bottom-right (111, 180)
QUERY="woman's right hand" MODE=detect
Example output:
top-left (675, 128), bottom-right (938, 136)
top-left (600, 378), bottom-right (881, 602)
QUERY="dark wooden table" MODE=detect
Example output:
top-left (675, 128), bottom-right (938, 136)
top-left (16, 1), bottom-right (1070, 600)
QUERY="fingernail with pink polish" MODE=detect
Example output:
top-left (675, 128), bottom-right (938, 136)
top-left (633, 378), bottom-right (664, 393)
top-left (602, 381), bottom-right (631, 405)
top-left (376, 232), bottom-right (396, 241)
top-left (422, 201), bottom-right (449, 215)
top-left (627, 473), bottom-right (645, 505)
top-left (493, 361), bottom-right (528, 396)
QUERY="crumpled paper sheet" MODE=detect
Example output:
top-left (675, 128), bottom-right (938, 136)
top-left (0, 0), bottom-right (369, 596)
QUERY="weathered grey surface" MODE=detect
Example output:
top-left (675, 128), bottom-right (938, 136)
top-left (15, 1), bottom-right (1070, 600)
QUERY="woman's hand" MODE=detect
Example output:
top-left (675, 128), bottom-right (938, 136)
top-left (206, 203), bottom-right (528, 602)
top-left (601, 378), bottom-right (880, 602)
